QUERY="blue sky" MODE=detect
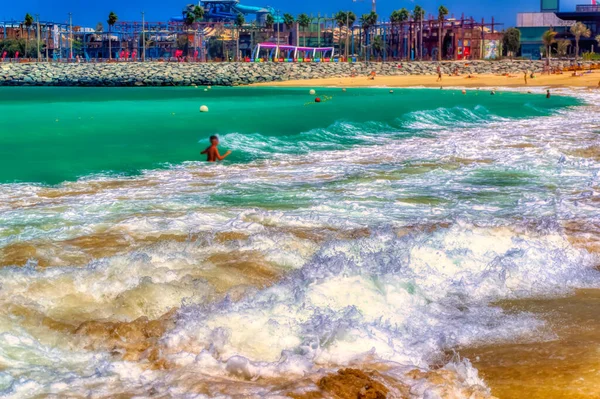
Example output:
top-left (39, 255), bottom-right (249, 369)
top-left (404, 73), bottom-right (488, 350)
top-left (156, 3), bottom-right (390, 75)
top-left (0, 0), bottom-right (584, 28)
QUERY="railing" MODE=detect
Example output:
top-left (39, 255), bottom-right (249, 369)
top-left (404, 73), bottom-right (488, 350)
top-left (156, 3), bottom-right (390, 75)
top-left (575, 5), bottom-right (600, 12)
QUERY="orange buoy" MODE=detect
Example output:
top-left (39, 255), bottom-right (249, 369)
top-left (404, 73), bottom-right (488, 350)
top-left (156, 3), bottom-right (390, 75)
top-left (315, 97), bottom-right (321, 103)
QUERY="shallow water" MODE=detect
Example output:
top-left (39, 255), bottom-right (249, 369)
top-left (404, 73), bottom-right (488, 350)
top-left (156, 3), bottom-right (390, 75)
top-left (0, 87), bottom-right (599, 398)
top-left (460, 289), bottom-right (600, 399)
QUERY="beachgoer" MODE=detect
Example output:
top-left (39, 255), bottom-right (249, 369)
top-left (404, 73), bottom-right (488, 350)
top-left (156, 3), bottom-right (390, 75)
top-left (436, 65), bottom-right (442, 82)
top-left (368, 70), bottom-right (376, 80)
top-left (546, 89), bottom-right (551, 99)
top-left (201, 135), bottom-right (231, 162)
top-left (524, 71), bottom-right (528, 85)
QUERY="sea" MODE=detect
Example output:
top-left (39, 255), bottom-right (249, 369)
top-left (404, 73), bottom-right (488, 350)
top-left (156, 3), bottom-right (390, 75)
top-left (0, 86), bottom-right (599, 398)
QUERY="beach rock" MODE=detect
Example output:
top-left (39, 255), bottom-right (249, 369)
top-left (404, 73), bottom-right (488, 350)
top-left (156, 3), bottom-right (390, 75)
top-left (0, 60), bottom-right (595, 87)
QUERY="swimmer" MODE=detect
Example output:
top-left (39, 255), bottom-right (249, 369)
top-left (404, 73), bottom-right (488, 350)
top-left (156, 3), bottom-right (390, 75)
top-left (546, 89), bottom-right (551, 99)
top-left (201, 135), bottom-right (231, 162)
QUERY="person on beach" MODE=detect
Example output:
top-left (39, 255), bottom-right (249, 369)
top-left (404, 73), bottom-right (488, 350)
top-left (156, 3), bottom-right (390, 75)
top-left (436, 65), bottom-right (442, 82)
top-left (368, 70), bottom-right (376, 80)
top-left (201, 135), bottom-right (231, 162)
top-left (524, 71), bottom-right (528, 85)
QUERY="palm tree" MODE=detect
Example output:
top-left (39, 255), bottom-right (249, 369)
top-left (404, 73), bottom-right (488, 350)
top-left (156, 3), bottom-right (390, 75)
top-left (556, 38), bottom-right (571, 57)
top-left (107, 11), bottom-right (118, 60)
top-left (437, 6), bottom-right (448, 61)
top-left (297, 13), bottom-right (310, 47)
top-left (346, 11), bottom-right (356, 57)
top-left (372, 35), bottom-right (384, 59)
top-left (193, 5), bottom-right (204, 21)
top-left (334, 11), bottom-right (348, 58)
top-left (359, 12), bottom-right (378, 60)
top-left (24, 13), bottom-right (33, 58)
top-left (183, 6), bottom-right (195, 26)
top-left (542, 28), bottom-right (557, 64)
top-left (398, 9), bottom-right (410, 59)
top-left (265, 14), bottom-right (275, 30)
top-left (283, 13), bottom-right (294, 31)
top-left (412, 5), bottom-right (424, 60)
top-left (390, 9), bottom-right (407, 59)
top-left (234, 13), bottom-right (244, 60)
top-left (283, 13), bottom-right (294, 46)
top-left (570, 22), bottom-right (591, 60)
top-left (182, 4), bottom-right (204, 26)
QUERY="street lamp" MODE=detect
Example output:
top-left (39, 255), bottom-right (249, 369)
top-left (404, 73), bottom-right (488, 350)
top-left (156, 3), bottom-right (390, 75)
top-left (35, 14), bottom-right (41, 61)
top-left (141, 11), bottom-right (145, 61)
top-left (276, 9), bottom-right (280, 59)
top-left (69, 12), bottom-right (73, 61)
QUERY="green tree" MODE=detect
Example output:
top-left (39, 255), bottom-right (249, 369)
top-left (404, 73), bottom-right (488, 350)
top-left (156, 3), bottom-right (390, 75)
top-left (23, 13), bottom-right (34, 58)
top-left (502, 27), bottom-right (521, 58)
top-left (283, 13), bottom-right (294, 30)
top-left (265, 14), bottom-right (275, 30)
top-left (359, 11), bottom-right (378, 60)
top-left (234, 13), bottom-right (245, 27)
top-left (437, 6), bottom-right (448, 61)
top-left (0, 38), bottom-right (26, 57)
top-left (182, 4), bottom-right (204, 26)
top-left (390, 9), bottom-right (409, 59)
top-left (412, 5), bottom-right (424, 60)
top-left (297, 13), bottom-right (310, 46)
top-left (556, 38), bottom-right (571, 57)
top-left (334, 11), bottom-right (348, 57)
top-left (193, 5), bottom-right (205, 21)
top-left (107, 11), bottom-right (118, 60)
top-left (234, 13), bottom-right (244, 60)
top-left (177, 35), bottom-right (189, 51)
top-left (372, 35), bottom-right (384, 58)
top-left (542, 28), bottom-right (557, 63)
top-left (346, 11), bottom-right (356, 57)
top-left (570, 22), bottom-right (591, 60)
top-left (346, 12), bottom-right (357, 28)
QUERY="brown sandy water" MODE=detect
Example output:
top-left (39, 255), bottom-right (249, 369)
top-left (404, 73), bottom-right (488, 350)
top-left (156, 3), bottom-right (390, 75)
top-left (459, 289), bottom-right (600, 399)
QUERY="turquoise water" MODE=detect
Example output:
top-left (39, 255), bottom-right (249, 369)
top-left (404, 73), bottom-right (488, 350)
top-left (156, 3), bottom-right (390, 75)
top-left (0, 87), bottom-right (579, 184)
top-left (0, 87), bottom-right (598, 398)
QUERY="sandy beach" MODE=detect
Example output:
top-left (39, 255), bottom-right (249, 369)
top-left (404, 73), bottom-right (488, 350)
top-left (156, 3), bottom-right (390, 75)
top-left (253, 70), bottom-right (600, 89)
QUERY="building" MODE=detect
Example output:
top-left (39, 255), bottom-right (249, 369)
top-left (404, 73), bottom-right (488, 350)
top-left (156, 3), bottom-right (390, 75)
top-left (556, 3), bottom-right (600, 52)
top-left (517, 0), bottom-right (599, 59)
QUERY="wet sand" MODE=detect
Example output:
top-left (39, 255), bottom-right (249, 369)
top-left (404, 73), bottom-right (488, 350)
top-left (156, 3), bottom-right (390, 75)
top-left (458, 289), bottom-right (600, 399)
top-left (253, 70), bottom-right (600, 89)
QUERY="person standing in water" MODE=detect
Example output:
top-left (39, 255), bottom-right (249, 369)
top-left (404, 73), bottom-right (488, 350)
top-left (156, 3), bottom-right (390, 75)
top-left (201, 135), bottom-right (231, 162)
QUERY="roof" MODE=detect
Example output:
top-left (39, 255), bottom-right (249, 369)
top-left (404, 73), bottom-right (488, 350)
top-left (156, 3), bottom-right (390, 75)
top-left (555, 11), bottom-right (600, 20)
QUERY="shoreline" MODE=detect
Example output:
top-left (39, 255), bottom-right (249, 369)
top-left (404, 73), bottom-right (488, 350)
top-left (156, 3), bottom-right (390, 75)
top-left (252, 71), bottom-right (600, 89)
